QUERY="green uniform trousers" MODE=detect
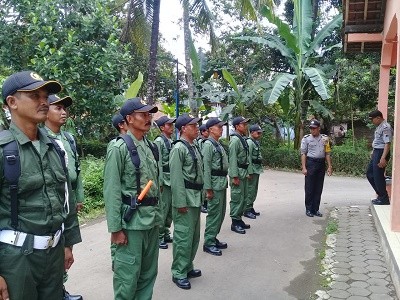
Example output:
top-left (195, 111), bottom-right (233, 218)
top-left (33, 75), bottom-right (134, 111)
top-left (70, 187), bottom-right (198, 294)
top-left (229, 177), bottom-right (248, 220)
top-left (113, 227), bottom-right (159, 300)
top-left (171, 207), bottom-right (200, 279)
top-left (111, 242), bottom-right (116, 263)
top-left (245, 174), bottom-right (260, 211)
top-left (158, 186), bottom-right (172, 241)
top-left (0, 241), bottom-right (64, 300)
top-left (204, 190), bottom-right (226, 246)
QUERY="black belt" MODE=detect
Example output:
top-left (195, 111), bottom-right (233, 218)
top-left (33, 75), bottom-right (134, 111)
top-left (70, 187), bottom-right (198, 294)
top-left (184, 180), bottom-right (203, 190)
top-left (238, 163), bottom-right (249, 169)
top-left (252, 159), bottom-right (262, 164)
top-left (307, 157), bottom-right (325, 162)
top-left (211, 169), bottom-right (228, 176)
top-left (162, 165), bottom-right (170, 172)
top-left (122, 196), bottom-right (158, 206)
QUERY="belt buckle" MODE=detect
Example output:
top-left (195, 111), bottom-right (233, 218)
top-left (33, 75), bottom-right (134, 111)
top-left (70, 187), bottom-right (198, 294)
top-left (13, 231), bottom-right (21, 245)
top-left (47, 236), bottom-right (55, 248)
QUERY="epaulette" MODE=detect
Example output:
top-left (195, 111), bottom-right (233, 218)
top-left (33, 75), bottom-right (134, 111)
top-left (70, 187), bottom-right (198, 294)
top-left (303, 134), bottom-right (310, 138)
top-left (0, 130), bottom-right (14, 146)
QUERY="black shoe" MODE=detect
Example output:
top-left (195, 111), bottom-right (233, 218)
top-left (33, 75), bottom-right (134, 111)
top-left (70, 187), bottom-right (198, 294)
top-left (63, 287), bottom-right (83, 300)
top-left (239, 220), bottom-right (250, 229)
top-left (251, 208), bottom-right (260, 216)
top-left (231, 224), bottom-right (246, 234)
top-left (372, 199), bottom-right (390, 205)
top-left (172, 277), bottom-right (191, 289)
top-left (243, 211), bottom-right (256, 219)
top-left (203, 245), bottom-right (222, 256)
top-left (215, 238), bottom-right (227, 249)
top-left (164, 235), bottom-right (173, 243)
top-left (187, 269), bottom-right (202, 278)
top-left (314, 211), bottom-right (323, 217)
top-left (159, 241), bottom-right (168, 249)
top-left (201, 205), bottom-right (208, 213)
top-left (306, 210), bottom-right (314, 217)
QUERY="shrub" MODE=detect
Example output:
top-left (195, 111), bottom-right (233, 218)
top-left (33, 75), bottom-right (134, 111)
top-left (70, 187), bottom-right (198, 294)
top-left (260, 142), bottom-right (389, 177)
top-left (78, 140), bottom-right (108, 158)
top-left (80, 155), bottom-right (105, 215)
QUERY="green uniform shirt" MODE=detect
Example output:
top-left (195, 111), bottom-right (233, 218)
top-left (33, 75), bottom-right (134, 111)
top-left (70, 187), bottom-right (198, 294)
top-left (202, 137), bottom-right (228, 191)
top-left (154, 135), bottom-right (172, 187)
top-left (170, 138), bottom-right (204, 208)
top-left (44, 127), bottom-right (84, 204)
top-left (103, 132), bottom-right (162, 232)
top-left (247, 138), bottom-right (263, 175)
top-left (228, 134), bottom-right (249, 179)
top-left (0, 123), bottom-right (81, 247)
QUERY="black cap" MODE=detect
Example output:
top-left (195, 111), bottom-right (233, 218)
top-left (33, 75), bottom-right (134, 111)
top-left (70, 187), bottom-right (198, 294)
top-left (48, 94), bottom-right (73, 108)
top-left (112, 114), bottom-right (125, 131)
top-left (206, 117), bottom-right (227, 129)
top-left (249, 124), bottom-right (264, 132)
top-left (309, 119), bottom-right (320, 128)
top-left (2, 71), bottom-right (62, 103)
top-left (120, 98), bottom-right (158, 118)
top-left (368, 110), bottom-right (383, 119)
top-left (155, 116), bottom-right (176, 127)
top-left (199, 124), bottom-right (208, 132)
top-left (232, 116), bottom-right (251, 126)
top-left (175, 113), bottom-right (201, 130)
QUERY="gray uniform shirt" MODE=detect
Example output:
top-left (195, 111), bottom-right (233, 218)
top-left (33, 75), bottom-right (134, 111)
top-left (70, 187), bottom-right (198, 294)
top-left (372, 120), bottom-right (393, 149)
top-left (300, 134), bottom-right (331, 158)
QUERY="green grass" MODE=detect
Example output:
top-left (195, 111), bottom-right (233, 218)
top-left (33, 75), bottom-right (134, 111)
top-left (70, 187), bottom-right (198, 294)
top-left (325, 219), bottom-right (338, 235)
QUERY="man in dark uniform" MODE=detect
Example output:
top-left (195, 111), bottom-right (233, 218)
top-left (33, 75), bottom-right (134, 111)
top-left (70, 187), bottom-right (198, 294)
top-left (170, 114), bottom-right (203, 290)
top-left (44, 94), bottom-right (84, 300)
top-left (0, 71), bottom-right (82, 300)
top-left (154, 116), bottom-right (176, 249)
top-left (300, 119), bottom-right (332, 217)
top-left (367, 110), bottom-right (393, 205)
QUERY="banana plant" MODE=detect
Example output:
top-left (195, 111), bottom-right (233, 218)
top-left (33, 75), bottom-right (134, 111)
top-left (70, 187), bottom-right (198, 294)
top-left (235, 0), bottom-right (342, 148)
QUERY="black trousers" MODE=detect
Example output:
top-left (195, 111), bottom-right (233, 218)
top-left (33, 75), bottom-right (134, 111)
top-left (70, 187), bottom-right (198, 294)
top-left (366, 148), bottom-right (389, 201)
top-left (304, 158), bottom-right (326, 213)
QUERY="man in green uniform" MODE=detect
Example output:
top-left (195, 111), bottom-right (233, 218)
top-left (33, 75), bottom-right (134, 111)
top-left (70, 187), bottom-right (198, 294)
top-left (202, 118), bottom-right (228, 256)
top-left (103, 98), bottom-right (161, 299)
top-left (108, 113), bottom-right (127, 271)
top-left (44, 94), bottom-right (84, 300)
top-left (244, 124), bottom-right (264, 219)
top-left (0, 71), bottom-right (82, 300)
top-left (229, 116), bottom-right (251, 234)
top-left (170, 113), bottom-right (203, 290)
top-left (154, 116), bottom-right (176, 250)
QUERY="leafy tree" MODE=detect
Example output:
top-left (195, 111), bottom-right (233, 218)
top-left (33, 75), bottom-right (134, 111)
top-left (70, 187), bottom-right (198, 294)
top-left (235, 0), bottom-right (342, 148)
top-left (0, 0), bottom-right (136, 140)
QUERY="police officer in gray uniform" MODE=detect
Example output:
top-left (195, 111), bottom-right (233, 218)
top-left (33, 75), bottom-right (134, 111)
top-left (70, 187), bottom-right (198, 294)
top-left (300, 119), bottom-right (332, 217)
top-left (367, 110), bottom-right (393, 205)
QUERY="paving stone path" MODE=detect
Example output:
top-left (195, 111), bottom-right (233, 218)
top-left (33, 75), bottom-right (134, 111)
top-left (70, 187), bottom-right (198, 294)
top-left (316, 206), bottom-right (398, 300)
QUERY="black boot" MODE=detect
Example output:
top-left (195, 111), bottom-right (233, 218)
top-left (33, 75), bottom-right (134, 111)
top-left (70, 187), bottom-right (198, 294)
top-left (63, 286), bottom-right (83, 300)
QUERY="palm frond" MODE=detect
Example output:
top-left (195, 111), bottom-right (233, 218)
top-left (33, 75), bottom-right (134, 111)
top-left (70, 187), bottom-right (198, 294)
top-left (263, 73), bottom-right (296, 104)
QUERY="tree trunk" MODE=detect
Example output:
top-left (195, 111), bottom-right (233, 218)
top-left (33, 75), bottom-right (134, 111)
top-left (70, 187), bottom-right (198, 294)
top-left (120, 0), bottom-right (134, 43)
top-left (146, 0), bottom-right (161, 105)
top-left (182, 0), bottom-right (196, 115)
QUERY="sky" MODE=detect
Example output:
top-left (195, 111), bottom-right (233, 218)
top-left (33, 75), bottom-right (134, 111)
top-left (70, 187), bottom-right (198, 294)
top-left (159, 0), bottom-right (210, 63)
top-left (159, 1), bottom-right (185, 62)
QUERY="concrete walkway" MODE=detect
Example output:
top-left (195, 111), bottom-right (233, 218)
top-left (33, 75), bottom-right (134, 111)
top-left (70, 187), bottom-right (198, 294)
top-left (65, 170), bottom-right (398, 299)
